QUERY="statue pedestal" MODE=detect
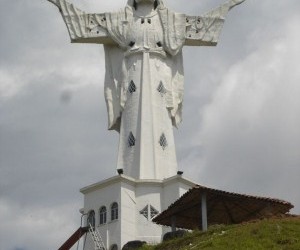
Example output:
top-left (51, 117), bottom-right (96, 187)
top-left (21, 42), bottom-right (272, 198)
top-left (80, 174), bottom-right (196, 249)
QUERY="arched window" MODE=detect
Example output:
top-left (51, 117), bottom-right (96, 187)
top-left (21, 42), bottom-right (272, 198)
top-left (111, 202), bottom-right (118, 221)
top-left (87, 210), bottom-right (96, 228)
top-left (99, 206), bottom-right (107, 225)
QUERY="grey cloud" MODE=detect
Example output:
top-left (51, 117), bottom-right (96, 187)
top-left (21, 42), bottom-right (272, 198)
top-left (191, 13), bottom-right (300, 212)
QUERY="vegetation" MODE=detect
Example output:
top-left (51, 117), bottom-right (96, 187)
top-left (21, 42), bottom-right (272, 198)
top-left (139, 217), bottom-right (300, 250)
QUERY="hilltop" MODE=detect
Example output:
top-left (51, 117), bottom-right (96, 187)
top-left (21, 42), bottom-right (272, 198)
top-left (139, 216), bottom-right (300, 250)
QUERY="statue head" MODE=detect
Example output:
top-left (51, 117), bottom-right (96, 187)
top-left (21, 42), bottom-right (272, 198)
top-left (127, 0), bottom-right (164, 10)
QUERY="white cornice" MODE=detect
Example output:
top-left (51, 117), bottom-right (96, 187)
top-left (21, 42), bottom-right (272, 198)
top-left (80, 174), bottom-right (198, 194)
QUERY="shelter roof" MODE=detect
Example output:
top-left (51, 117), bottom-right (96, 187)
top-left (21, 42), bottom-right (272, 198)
top-left (153, 185), bottom-right (293, 230)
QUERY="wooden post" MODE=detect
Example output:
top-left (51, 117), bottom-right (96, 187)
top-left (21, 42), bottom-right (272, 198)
top-left (201, 192), bottom-right (208, 231)
top-left (171, 216), bottom-right (176, 232)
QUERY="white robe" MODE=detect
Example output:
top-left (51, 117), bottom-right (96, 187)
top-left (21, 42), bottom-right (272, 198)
top-left (104, 5), bottom-right (185, 132)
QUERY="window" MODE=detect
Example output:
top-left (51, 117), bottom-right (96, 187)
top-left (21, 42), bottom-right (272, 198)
top-left (159, 133), bottom-right (168, 150)
top-left (99, 206), bottom-right (107, 225)
top-left (140, 206), bottom-right (148, 219)
top-left (128, 41), bottom-right (135, 48)
top-left (150, 205), bottom-right (159, 219)
top-left (128, 80), bottom-right (136, 94)
top-left (157, 81), bottom-right (167, 96)
top-left (139, 205), bottom-right (159, 220)
top-left (128, 132), bottom-right (136, 147)
top-left (87, 210), bottom-right (96, 228)
top-left (111, 202), bottom-right (119, 221)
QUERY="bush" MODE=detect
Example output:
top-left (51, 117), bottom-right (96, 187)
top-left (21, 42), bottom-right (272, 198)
top-left (163, 230), bottom-right (187, 242)
top-left (122, 240), bottom-right (147, 250)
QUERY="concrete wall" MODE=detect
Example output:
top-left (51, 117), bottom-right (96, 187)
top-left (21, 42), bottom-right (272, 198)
top-left (120, 181), bottom-right (137, 248)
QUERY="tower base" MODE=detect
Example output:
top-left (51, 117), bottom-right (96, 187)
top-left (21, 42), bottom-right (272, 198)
top-left (80, 174), bottom-right (196, 250)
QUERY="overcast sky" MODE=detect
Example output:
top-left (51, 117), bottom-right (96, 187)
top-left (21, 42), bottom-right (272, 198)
top-left (0, 0), bottom-right (300, 249)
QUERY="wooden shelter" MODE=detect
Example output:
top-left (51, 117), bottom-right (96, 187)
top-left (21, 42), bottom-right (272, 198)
top-left (153, 185), bottom-right (293, 231)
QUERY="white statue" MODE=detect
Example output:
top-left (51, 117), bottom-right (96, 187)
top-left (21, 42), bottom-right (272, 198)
top-left (46, 0), bottom-right (245, 180)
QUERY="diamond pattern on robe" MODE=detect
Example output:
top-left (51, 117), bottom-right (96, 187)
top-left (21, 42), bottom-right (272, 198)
top-left (128, 132), bottom-right (136, 147)
top-left (159, 133), bottom-right (168, 150)
top-left (157, 81), bottom-right (167, 96)
top-left (128, 80), bottom-right (136, 94)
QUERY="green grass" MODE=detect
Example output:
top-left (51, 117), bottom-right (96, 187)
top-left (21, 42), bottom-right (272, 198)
top-left (139, 217), bottom-right (300, 250)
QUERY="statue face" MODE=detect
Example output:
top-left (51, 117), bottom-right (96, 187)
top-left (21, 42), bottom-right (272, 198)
top-left (135, 0), bottom-right (155, 3)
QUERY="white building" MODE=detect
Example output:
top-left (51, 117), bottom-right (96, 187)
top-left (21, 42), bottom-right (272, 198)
top-left (80, 174), bottom-right (196, 250)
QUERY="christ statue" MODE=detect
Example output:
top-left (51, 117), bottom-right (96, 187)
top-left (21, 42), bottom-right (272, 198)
top-left (46, 0), bottom-right (245, 180)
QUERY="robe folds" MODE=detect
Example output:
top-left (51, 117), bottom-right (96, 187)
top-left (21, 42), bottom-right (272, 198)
top-left (104, 4), bottom-right (186, 132)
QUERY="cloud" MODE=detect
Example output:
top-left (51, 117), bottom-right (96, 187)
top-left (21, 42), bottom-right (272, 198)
top-left (193, 14), bottom-right (300, 211)
top-left (0, 0), bottom-right (300, 249)
top-left (0, 78), bottom-right (117, 249)
top-left (0, 198), bottom-right (80, 250)
top-left (0, 69), bottom-right (22, 99)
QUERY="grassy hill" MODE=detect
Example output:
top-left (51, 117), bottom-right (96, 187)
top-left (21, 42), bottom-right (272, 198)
top-left (140, 216), bottom-right (300, 250)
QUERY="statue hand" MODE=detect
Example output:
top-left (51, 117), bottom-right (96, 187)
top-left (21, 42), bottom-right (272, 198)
top-left (229, 0), bottom-right (246, 8)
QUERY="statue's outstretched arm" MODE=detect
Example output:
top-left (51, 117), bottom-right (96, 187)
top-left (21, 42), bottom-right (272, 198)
top-left (185, 0), bottom-right (246, 47)
top-left (47, 0), bottom-right (61, 8)
top-left (45, 0), bottom-right (112, 44)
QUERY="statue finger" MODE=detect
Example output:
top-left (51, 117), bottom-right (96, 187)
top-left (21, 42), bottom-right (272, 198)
top-left (47, 0), bottom-right (60, 6)
top-left (230, 0), bottom-right (246, 7)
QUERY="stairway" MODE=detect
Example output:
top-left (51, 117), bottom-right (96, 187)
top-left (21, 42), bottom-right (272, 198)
top-left (88, 223), bottom-right (106, 250)
top-left (58, 227), bottom-right (88, 250)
